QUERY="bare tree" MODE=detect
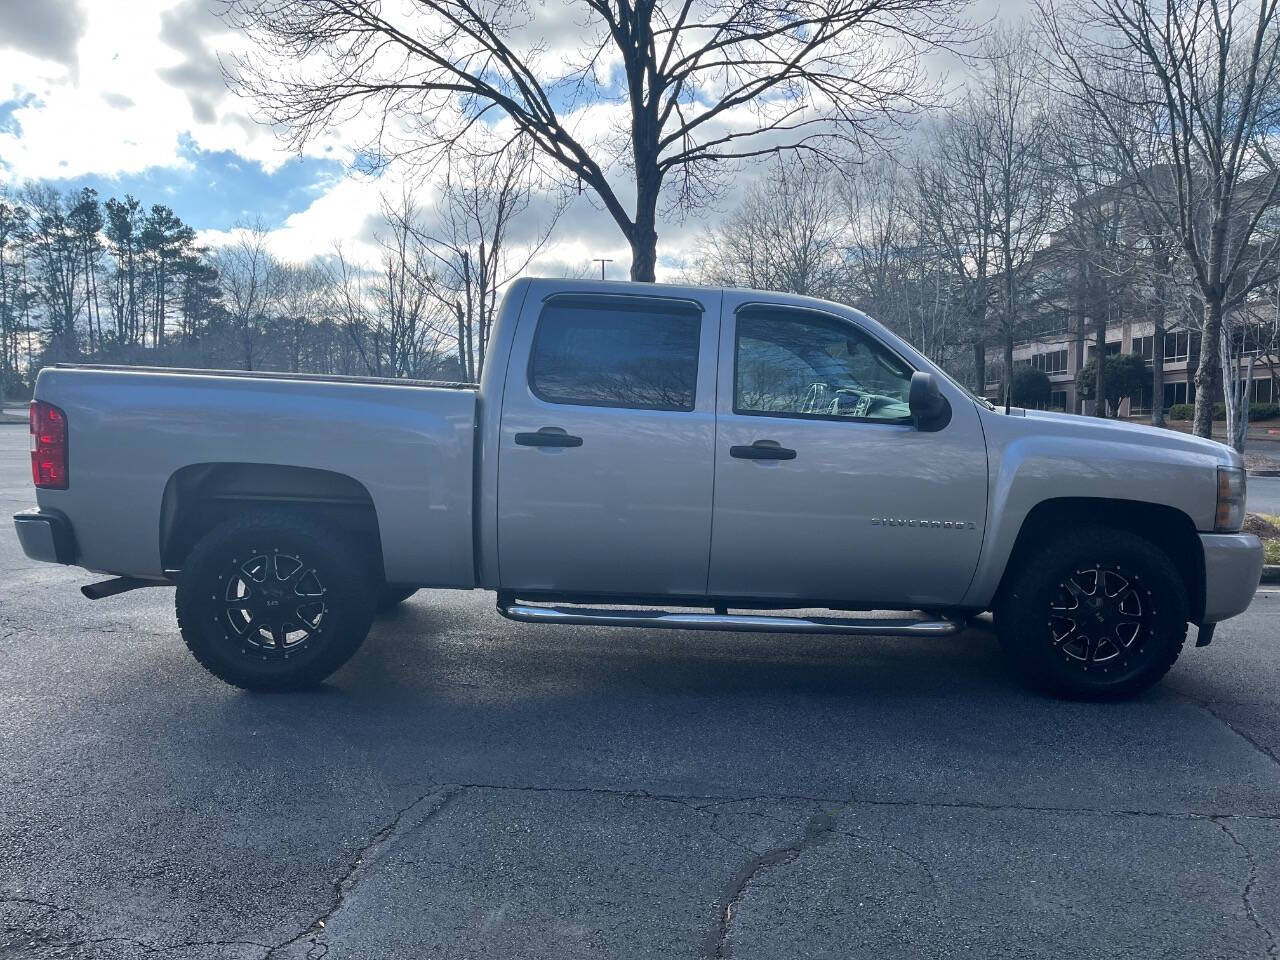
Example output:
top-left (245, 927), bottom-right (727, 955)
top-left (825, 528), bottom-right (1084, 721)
top-left (978, 30), bottom-right (1060, 409)
top-left (275, 262), bottom-right (330, 373)
top-left (213, 221), bottom-right (278, 371)
top-left (0, 192), bottom-right (31, 397)
top-left (222, 0), bottom-right (969, 281)
top-left (1044, 0), bottom-right (1280, 440)
top-left (691, 155), bottom-right (847, 298)
top-left (843, 158), bottom-right (958, 365)
top-left (330, 200), bottom-right (450, 379)
top-left (392, 140), bottom-right (564, 381)
top-left (1040, 98), bottom-right (1149, 416)
top-left (913, 107), bottom-right (998, 393)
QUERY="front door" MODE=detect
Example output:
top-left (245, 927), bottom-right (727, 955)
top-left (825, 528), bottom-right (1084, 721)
top-left (707, 299), bottom-right (988, 608)
top-left (497, 291), bottom-right (720, 597)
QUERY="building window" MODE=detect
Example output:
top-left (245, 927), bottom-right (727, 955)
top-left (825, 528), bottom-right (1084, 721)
top-left (1031, 349), bottom-right (1068, 375)
top-left (1049, 390), bottom-right (1068, 411)
top-left (1163, 380), bottom-right (1195, 407)
top-left (1164, 330), bottom-right (1190, 362)
top-left (1132, 335), bottom-right (1154, 361)
top-left (1254, 378), bottom-right (1275, 404)
top-left (1087, 341), bottom-right (1121, 360)
top-left (1131, 382), bottom-right (1153, 415)
top-left (1029, 348), bottom-right (1070, 373)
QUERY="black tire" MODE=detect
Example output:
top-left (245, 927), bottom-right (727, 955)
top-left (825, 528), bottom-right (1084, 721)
top-left (377, 585), bottom-right (417, 612)
top-left (175, 510), bottom-right (377, 691)
top-left (995, 527), bottom-right (1189, 700)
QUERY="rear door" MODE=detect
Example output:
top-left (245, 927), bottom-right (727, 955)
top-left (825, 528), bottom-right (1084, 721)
top-left (496, 289), bottom-right (720, 597)
top-left (707, 297), bottom-right (988, 608)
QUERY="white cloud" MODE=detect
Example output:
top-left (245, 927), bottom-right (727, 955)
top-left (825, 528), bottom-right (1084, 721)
top-left (0, 0), bottom-right (1023, 279)
top-left (0, 0), bottom-right (341, 183)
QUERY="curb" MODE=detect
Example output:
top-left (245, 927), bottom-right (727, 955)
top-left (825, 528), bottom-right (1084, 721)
top-left (1262, 565), bottom-right (1280, 584)
top-left (1252, 470), bottom-right (1280, 477)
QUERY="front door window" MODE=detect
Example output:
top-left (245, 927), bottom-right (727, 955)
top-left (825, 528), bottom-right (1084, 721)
top-left (735, 310), bottom-right (914, 421)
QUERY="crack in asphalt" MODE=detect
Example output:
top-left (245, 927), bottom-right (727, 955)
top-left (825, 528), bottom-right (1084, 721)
top-left (9, 780), bottom-right (1279, 958)
top-left (263, 785), bottom-right (464, 960)
top-left (706, 810), bottom-right (835, 959)
top-left (1213, 818), bottom-right (1280, 959)
top-left (436, 779), bottom-right (1280, 823)
top-left (1202, 701), bottom-right (1280, 771)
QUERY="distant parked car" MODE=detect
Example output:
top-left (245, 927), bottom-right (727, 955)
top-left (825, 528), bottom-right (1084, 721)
top-left (14, 278), bottom-right (1262, 699)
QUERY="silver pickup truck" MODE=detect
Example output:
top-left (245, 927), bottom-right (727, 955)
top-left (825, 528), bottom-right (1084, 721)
top-left (13, 278), bottom-right (1263, 699)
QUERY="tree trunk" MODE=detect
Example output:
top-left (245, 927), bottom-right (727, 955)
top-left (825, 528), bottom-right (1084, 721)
top-left (1151, 321), bottom-right (1165, 428)
top-left (630, 167), bottom-right (660, 283)
top-left (1002, 332), bottom-right (1014, 409)
top-left (972, 338), bottom-right (985, 396)
top-left (1192, 298), bottom-right (1224, 438)
top-left (1094, 319), bottom-right (1106, 417)
top-left (1074, 313), bottom-right (1087, 414)
top-left (455, 301), bottom-right (466, 380)
top-left (629, 225), bottom-right (658, 283)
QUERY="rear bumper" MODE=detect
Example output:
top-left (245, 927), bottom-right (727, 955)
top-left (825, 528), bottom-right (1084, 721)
top-left (13, 509), bottom-right (76, 565)
top-left (1200, 532), bottom-right (1264, 623)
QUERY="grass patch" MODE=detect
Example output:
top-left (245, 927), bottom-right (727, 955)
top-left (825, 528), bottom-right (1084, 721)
top-left (1246, 513), bottom-right (1280, 565)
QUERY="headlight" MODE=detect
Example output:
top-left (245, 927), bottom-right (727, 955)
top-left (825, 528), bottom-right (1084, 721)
top-left (1216, 466), bottom-right (1245, 532)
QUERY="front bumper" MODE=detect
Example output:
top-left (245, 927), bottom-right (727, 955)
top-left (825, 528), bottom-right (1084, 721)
top-left (13, 509), bottom-right (76, 565)
top-left (1200, 532), bottom-right (1264, 623)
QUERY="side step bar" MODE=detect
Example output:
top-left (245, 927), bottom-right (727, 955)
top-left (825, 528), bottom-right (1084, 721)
top-left (497, 599), bottom-right (962, 637)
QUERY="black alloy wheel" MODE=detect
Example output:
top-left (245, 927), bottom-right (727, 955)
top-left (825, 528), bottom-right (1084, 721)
top-left (176, 510), bottom-right (377, 691)
top-left (996, 527), bottom-right (1189, 700)
top-left (220, 550), bottom-right (329, 659)
top-left (1048, 564), bottom-right (1154, 671)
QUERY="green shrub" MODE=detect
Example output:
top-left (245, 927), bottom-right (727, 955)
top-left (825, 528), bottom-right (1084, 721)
top-left (1166, 401), bottom-right (1278, 422)
top-left (1243, 403), bottom-right (1280, 421)
top-left (1077, 353), bottom-right (1148, 415)
top-left (1010, 367), bottom-right (1052, 408)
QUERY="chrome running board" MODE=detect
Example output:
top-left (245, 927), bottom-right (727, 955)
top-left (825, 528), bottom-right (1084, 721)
top-left (497, 600), bottom-right (962, 637)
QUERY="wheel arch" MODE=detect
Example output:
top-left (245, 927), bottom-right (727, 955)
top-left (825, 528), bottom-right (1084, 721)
top-left (160, 462), bottom-right (384, 579)
top-left (993, 497), bottom-right (1205, 622)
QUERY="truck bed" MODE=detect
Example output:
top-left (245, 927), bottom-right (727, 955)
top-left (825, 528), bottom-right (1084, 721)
top-left (32, 364), bottom-right (479, 587)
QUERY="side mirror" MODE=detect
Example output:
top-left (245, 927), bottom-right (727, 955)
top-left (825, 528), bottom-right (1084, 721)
top-left (909, 371), bottom-right (950, 431)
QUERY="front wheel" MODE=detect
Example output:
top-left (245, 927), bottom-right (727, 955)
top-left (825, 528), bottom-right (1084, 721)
top-left (995, 527), bottom-right (1189, 700)
top-left (175, 510), bottom-right (377, 691)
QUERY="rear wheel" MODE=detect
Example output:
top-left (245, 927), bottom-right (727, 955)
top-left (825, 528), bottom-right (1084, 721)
top-left (995, 527), bottom-right (1189, 700)
top-left (175, 510), bottom-right (377, 691)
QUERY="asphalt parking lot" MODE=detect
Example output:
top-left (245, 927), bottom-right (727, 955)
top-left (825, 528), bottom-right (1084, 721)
top-left (2, 424), bottom-right (1279, 959)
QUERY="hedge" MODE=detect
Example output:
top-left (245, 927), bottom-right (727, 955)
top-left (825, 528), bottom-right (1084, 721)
top-left (1168, 402), bottom-right (1279, 421)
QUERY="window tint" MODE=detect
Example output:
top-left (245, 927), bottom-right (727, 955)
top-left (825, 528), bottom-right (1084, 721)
top-left (529, 301), bottom-right (701, 411)
top-left (735, 311), bottom-right (913, 421)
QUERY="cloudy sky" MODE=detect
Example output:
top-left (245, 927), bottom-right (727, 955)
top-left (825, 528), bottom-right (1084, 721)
top-left (0, 0), bottom-right (1008, 279)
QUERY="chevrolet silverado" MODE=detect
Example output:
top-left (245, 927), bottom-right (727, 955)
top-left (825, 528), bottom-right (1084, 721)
top-left (13, 278), bottom-right (1263, 699)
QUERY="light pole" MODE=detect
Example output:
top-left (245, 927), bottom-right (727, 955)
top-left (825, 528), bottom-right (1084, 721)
top-left (591, 258), bottom-right (613, 280)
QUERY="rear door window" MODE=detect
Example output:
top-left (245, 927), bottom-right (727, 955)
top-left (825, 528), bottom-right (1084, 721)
top-left (529, 300), bottom-right (701, 411)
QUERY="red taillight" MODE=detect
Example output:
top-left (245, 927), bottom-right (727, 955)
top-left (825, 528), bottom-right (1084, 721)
top-left (30, 401), bottom-right (68, 490)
